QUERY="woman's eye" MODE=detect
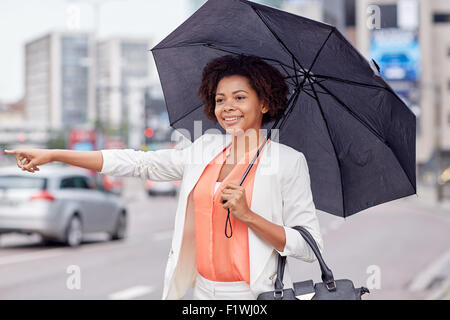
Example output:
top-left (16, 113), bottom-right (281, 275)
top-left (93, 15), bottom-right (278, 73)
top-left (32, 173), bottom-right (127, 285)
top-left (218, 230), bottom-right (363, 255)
top-left (236, 96), bottom-right (245, 100)
top-left (216, 98), bottom-right (223, 103)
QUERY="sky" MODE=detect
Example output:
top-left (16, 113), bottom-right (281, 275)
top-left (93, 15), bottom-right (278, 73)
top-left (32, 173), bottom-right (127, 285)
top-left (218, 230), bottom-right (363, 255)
top-left (0, 0), bottom-right (191, 103)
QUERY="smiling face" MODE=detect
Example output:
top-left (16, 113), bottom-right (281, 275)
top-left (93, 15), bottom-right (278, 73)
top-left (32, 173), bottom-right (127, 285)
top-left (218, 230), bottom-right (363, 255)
top-left (214, 75), bottom-right (269, 136)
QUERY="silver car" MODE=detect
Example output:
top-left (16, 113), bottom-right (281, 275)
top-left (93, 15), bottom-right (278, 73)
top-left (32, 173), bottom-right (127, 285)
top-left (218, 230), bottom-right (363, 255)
top-left (0, 165), bottom-right (127, 247)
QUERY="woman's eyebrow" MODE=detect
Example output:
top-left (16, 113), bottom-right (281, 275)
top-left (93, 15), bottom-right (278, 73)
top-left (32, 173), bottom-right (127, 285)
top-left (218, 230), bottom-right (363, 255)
top-left (216, 90), bottom-right (248, 96)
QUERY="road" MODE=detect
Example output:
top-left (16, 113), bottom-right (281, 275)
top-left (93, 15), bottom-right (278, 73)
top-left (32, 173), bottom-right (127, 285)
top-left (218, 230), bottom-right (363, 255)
top-left (0, 177), bottom-right (449, 300)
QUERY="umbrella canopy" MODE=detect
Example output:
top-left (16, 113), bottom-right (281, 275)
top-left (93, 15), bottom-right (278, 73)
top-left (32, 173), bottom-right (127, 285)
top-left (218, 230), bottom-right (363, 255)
top-left (151, 0), bottom-right (416, 218)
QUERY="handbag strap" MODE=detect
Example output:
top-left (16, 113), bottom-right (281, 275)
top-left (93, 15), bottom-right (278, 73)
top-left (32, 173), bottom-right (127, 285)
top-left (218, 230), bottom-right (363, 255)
top-left (275, 226), bottom-right (336, 291)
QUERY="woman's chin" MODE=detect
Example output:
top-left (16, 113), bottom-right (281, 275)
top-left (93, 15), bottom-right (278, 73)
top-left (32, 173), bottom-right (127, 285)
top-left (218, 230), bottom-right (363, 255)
top-left (225, 127), bottom-right (245, 136)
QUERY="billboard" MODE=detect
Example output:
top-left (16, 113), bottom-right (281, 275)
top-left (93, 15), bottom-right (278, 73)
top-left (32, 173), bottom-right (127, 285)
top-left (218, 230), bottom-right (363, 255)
top-left (370, 29), bottom-right (420, 82)
top-left (369, 1), bottom-right (420, 135)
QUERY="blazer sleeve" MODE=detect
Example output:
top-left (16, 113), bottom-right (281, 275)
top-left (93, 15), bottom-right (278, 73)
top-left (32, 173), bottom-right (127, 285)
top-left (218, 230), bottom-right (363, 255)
top-left (99, 140), bottom-right (195, 181)
top-left (275, 152), bottom-right (324, 262)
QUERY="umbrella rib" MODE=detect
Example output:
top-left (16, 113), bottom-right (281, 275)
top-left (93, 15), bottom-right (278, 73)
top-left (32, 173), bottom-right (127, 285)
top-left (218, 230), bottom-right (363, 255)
top-left (306, 28), bottom-right (335, 76)
top-left (169, 102), bottom-right (204, 126)
top-left (314, 74), bottom-right (409, 107)
top-left (313, 82), bottom-right (419, 204)
top-left (298, 88), bottom-right (316, 100)
top-left (314, 81), bottom-right (389, 147)
top-left (279, 64), bottom-right (299, 87)
top-left (314, 82), bottom-right (417, 201)
top-left (309, 81), bottom-right (346, 217)
top-left (249, 5), bottom-right (308, 75)
top-left (203, 43), bottom-right (304, 87)
top-left (153, 42), bottom-right (305, 83)
top-left (202, 43), bottom-right (304, 76)
top-left (278, 86), bottom-right (302, 131)
top-left (314, 74), bottom-right (388, 91)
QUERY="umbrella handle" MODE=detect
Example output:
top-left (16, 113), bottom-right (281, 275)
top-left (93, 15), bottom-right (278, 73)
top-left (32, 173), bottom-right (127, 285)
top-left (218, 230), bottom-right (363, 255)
top-left (224, 136), bottom-right (270, 239)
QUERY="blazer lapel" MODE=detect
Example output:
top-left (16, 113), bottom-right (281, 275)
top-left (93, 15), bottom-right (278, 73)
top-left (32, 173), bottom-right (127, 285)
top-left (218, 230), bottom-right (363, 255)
top-left (184, 134), bottom-right (233, 194)
top-left (248, 141), bottom-right (275, 287)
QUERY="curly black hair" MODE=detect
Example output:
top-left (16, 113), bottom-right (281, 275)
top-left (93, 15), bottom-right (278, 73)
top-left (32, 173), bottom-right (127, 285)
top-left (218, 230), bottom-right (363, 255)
top-left (197, 54), bottom-right (289, 126)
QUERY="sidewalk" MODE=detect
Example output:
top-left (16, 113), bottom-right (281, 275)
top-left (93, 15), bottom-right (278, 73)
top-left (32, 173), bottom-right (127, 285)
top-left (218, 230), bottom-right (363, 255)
top-left (399, 183), bottom-right (450, 216)
top-left (398, 184), bottom-right (450, 300)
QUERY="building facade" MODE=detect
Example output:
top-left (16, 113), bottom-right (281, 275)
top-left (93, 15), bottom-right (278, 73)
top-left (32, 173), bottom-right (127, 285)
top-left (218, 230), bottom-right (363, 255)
top-left (24, 32), bottom-right (96, 131)
top-left (96, 37), bottom-right (154, 147)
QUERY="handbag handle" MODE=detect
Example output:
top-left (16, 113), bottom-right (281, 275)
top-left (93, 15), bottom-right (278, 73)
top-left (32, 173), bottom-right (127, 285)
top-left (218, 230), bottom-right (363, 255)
top-left (275, 226), bottom-right (336, 292)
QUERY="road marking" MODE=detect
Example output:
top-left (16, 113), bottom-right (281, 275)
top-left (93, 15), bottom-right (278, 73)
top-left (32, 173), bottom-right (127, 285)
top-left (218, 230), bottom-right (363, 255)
top-left (0, 249), bottom-right (65, 266)
top-left (408, 248), bottom-right (450, 292)
top-left (108, 285), bottom-right (155, 300)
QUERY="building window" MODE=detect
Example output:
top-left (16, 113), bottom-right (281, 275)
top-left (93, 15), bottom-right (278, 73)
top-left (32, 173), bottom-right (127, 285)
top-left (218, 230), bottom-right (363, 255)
top-left (345, 0), bottom-right (355, 27)
top-left (379, 4), bottom-right (398, 28)
top-left (433, 13), bottom-right (450, 23)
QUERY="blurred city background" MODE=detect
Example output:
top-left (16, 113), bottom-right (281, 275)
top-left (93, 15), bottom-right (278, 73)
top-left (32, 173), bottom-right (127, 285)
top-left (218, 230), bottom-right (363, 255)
top-left (0, 0), bottom-right (449, 300)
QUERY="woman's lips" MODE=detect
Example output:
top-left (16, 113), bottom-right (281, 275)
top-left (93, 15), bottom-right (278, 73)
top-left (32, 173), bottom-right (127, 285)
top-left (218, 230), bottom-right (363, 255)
top-left (223, 116), bottom-right (243, 125)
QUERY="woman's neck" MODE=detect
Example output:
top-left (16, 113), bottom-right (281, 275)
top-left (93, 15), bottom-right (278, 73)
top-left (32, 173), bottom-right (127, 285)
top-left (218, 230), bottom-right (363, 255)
top-left (227, 130), bottom-right (266, 164)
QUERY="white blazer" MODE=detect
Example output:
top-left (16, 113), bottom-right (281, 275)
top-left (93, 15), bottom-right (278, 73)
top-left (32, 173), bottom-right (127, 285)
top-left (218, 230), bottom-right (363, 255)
top-left (100, 133), bottom-right (324, 300)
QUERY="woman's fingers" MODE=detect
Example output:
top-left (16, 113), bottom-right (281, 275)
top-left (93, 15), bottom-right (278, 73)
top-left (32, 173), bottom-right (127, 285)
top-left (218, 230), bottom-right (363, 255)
top-left (3, 149), bottom-right (36, 172)
top-left (224, 182), bottom-right (240, 189)
top-left (16, 155), bottom-right (23, 168)
top-left (220, 193), bottom-right (233, 204)
top-left (23, 160), bottom-right (36, 171)
top-left (20, 156), bottom-right (33, 169)
top-left (221, 188), bottom-right (233, 194)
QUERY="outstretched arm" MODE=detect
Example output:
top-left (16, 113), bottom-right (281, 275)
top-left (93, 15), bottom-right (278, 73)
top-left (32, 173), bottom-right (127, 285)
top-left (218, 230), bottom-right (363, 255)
top-left (4, 149), bottom-right (103, 173)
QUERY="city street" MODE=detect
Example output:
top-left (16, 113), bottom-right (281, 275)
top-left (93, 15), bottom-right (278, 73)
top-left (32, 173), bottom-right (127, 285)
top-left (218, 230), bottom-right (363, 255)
top-left (0, 177), bottom-right (449, 300)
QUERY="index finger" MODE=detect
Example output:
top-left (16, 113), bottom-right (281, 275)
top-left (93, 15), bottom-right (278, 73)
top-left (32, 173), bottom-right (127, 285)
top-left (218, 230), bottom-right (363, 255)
top-left (224, 183), bottom-right (240, 189)
top-left (4, 149), bottom-right (18, 154)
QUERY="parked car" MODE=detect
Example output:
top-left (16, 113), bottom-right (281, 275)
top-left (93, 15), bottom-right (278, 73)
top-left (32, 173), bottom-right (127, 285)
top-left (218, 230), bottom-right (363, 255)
top-left (0, 165), bottom-right (127, 247)
top-left (145, 180), bottom-right (180, 197)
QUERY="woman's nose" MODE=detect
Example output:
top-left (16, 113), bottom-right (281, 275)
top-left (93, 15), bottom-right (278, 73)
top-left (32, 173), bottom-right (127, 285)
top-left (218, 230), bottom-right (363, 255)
top-left (224, 101), bottom-right (235, 111)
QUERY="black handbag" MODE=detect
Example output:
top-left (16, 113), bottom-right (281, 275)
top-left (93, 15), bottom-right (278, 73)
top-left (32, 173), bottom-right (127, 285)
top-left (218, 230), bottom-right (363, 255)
top-left (257, 226), bottom-right (370, 300)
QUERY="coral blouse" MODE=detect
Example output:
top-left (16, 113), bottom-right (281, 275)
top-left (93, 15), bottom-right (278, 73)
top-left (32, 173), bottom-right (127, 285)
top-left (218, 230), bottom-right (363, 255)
top-left (193, 139), bottom-right (270, 284)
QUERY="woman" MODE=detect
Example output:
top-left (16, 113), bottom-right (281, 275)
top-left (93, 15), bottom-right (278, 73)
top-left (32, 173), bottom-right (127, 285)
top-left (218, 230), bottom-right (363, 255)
top-left (4, 54), bottom-right (323, 300)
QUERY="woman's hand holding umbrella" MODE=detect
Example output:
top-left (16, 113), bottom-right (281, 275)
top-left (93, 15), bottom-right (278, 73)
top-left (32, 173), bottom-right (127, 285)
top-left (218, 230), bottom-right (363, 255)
top-left (220, 182), bottom-right (286, 252)
top-left (220, 182), bottom-right (254, 223)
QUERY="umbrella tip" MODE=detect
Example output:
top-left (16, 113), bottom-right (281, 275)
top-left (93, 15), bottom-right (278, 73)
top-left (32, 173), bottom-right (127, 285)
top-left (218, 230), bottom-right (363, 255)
top-left (371, 59), bottom-right (381, 72)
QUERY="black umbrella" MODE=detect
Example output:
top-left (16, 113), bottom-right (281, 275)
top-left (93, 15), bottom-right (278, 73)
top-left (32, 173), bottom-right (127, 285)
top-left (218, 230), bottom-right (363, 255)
top-left (150, 0), bottom-right (416, 225)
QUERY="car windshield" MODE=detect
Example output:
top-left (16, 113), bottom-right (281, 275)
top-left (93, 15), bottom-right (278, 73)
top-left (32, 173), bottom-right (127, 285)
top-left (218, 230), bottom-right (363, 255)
top-left (0, 175), bottom-right (47, 190)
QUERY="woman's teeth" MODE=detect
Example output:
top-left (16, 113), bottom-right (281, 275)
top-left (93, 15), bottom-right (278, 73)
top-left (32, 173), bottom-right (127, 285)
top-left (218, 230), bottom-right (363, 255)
top-left (224, 116), bottom-right (242, 121)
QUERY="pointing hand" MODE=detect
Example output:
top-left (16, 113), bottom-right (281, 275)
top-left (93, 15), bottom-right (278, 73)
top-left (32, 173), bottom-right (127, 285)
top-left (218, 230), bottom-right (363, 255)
top-left (4, 149), bottom-right (53, 173)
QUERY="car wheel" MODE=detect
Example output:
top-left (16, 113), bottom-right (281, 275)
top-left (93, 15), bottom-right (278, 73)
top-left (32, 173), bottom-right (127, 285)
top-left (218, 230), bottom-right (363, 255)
top-left (111, 212), bottom-right (127, 241)
top-left (64, 215), bottom-right (83, 247)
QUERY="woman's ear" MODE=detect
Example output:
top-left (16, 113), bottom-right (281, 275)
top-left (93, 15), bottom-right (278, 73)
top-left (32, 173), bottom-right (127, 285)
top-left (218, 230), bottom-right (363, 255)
top-left (261, 105), bottom-right (269, 114)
